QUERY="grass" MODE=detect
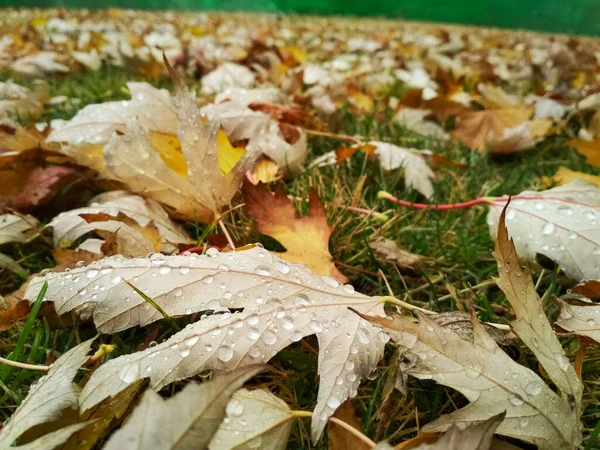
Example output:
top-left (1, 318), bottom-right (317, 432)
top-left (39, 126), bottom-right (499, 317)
top-left (2, 66), bottom-right (600, 448)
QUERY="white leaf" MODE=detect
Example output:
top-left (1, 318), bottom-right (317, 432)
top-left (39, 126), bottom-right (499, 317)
top-left (11, 52), bottom-right (69, 76)
top-left (555, 298), bottom-right (600, 344)
top-left (49, 191), bottom-right (191, 252)
top-left (0, 81), bottom-right (47, 119)
top-left (201, 63), bottom-right (256, 95)
top-left (487, 180), bottom-right (600, 281)
top-left (72, 50), bottom-right (102, 71)
top-left (47, 82), bottom-right (178, 146)
top-left (0, 339), bottom-right (95, 447)
top-left (0, 214), bottom-right (39, 246)
top-left (364, 312), bottom-right (579, 450)
top-left (370, 141), bottom-right (435, 197)
top-left (25, 247), bottom-right (385, 442)
top-left (209, 388), bottom-right (293, 450)
top-left (393, 108), bottom-right (447, 139)
top-left (247, 121), bottom-right (308, 174)
top-left (102, 366), bottom-right (265, 450)
top-left (214, 87), bottom-right (285, 106)
top-left (200, 103), bottom-right (271, 142)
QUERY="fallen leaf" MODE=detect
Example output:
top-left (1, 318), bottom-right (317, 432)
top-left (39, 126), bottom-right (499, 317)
top-left (554, 296), bottom-right (600, 345)
top-left (201, 62), bottom-right (257, 95)
top-left (79, 212), bottom-right (162, 257)
top-left (492, 203), bottom-right (582, 420)
top-left (370, 142), bottom-right (435, 197)
top-left (0, 81), bottom-right (49, 120)
top-left (360, 309), bottom-right (579, 449)
top-left (243, 181), bottom-right (347, 283)
top-left (566, 139), bottom-right (600, 167)
top-left (0, 299), bottom-right (30, 331)
top-left (542, 166), bottom-right (600, 188)
top-left (399, 89), bottom-right (467, 121)
top-left (102, 366), bottom-right (265, 450)
top-left (209, 388), bottom-right (294, 450)
top-left (0, 252), bottom-right (28, 277)
top-left (11, 51), bottom-right (70, 75)
top-left (328, 400), bottom-right (370, 450)
top-left (368, 238), bottom-right (425, 269)
top-left (0, 338), bottom-right (95, 448)
top-left (49, 190), bottom-right (192, 254)
top-left (52, 248), bottom-right (102, 268)
top-left (486, 120), bottom-right (552, 154)
top-left (487, 180), bottom-right (600, 280)
top-left (452, 107), bottom-right (533, 151)
top-left (24, 247), bottom-right (386, 442)
top-left (0, 213), bottom-right (39, 245)
top-left (394, 109), bottom-right (447, 140)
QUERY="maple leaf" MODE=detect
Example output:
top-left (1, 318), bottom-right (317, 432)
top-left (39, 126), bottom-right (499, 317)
top-left (209, 388), bottom-right (295, 450)
top-left (486, 180), bottom-right (600, 281)
top-left (566, 139), bottom-right (600, 168)
top-left (0, 338), bottom-right (95, 448)
top-left (102, 366), bottom-right (265, 450)
top-left (541, 166), bottom-right (600, 189)
top-left (24, 247), bottom-right (386, 442)
top-left (452, 107), bottom-right (533, 151)
top-left (242, 180), bottom-right (347, 283)
top-left (368, 238), bottom-right (425, 269)
top-left (553, 281), bottom-right (600, 344)
top-left (48, 190), bottom-right (192, 254)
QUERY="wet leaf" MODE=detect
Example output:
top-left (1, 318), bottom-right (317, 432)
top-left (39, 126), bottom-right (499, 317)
top-left (24, 247), bottom-right (385, 442)
top-left (328, 400), bottom-right (370, 450)
top-left (102, 366), bottom-right (266, 450)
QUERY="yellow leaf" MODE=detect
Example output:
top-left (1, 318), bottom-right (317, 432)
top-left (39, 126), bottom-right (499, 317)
top-left (567, 139), bottom-right (600, 167)
top-left (217, 129), bottom-right (245, 175)
top-left (542, 167), bottom-right (600, 188)
top-left (147, 131), bottom-right (187, 176)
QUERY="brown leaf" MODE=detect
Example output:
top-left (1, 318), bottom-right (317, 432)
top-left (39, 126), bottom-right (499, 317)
top-left (8, 165), bottom-right (89, 213)
top-left (52, 249), bottom-right (103, 269)
top-left (243, 180), bottom-right (347, 283)
top-left (328, 400), bottom-right (370, 450)
top-left (400, 89), bottom-right (467, 121)
top-left (0, 300), bottom-right (30, 331)
top-left (368, 238), bottom-right (424, 269)
top-left (452, 107), bottom-right (533, 151)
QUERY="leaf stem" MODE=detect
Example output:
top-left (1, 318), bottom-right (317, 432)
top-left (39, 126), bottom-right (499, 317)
top-left (381, 296), bottom-right (436, 315)
top-left (328, 417), bottom-right (377, 448)
top-left (378, 191), bottom-right (494, 211)
top-left (218, 218), bottom-right (236, 249)
top-left (0, 357), bottom-right (50, 372)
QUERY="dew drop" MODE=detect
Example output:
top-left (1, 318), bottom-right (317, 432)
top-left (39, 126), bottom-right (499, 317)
top-left (542, 222), bottom-right (555, 235)
top-left (327, 396), bottom-right (341, 409)
top-left (118, 364), bottom-right (139, 384)
top-left (506, 209), bottom-right (516, 220)
top-left (179, 267), bottom-right (190, 275)
top-left (217, 345), bottom-right (233, 362)
top-left (185, 308), bottom-right (192, 315)
top-left (254, 265), bottom-right (272, 277)
top-left (280, 316), bottom-right (294, 330)
top-left (173, 288), bottom-right (183, 297)
top-left (525, 381), bottom-right (542, 396)
top-left (180, 348), bottom-right (190, 357)
top-left (248, 345), bottom-right (262, 358)
top-left (217, 263), bottom-right (230, 272)
top-left (262, 330), bottom-right (277, 345)
top-left (509, 395), bottom-right (524, 406)
top-left (111, 275), bottom-right (122, 284)
top-left (203, 276), bottom-right (214, 284)
top-left (159, 266), bottom-right (171, 275)
top-left (587, 318), bottom-right (596, 326)
top-left (149, 341), bottom-right (158, 348)
top-left (310, 320), bottom-right (323, 333)
top-left (206, 248), bottom-right (220, 257)
top-left (226, 398), bottom-right (245, 417)
top-left (294, 293), bottom-right (310, 307)
top-left (344, 360), bottom-right (355, 370)
top-left (86, 268), bottom-right (99, 278)
top-left (186, 336), bottom-right (199, 346)
top-left (248, 327), bottom-right (261, 340)
top-left (291, 331), bottom-right (303, 342)
top-left (466, 369), bottom-right (479, 379)
top-left (274, 260), bottom-right (290, 274)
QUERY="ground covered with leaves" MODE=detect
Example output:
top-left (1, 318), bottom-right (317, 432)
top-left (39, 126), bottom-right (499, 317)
top-left (2, 8), bottom-right (600, 450)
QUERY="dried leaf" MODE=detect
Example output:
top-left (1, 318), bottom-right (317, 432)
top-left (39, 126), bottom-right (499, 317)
top-left (243, 181), bottom-right (347, 283)
top-left (49, 191), bottom-right (191, 253)
top-left (452, 107), bottom-right (533, 151)
top-left (368, 238), bottom-right (424, 269)
top-left (79, 212), bottom-right (162, 257)
top-left (542, 167), bottom-right (600, 188)
top-left (16, 423), bottom-right (90, 450)
top-left (102, 366), bottom-right (265, 450)
top-left (0, 81), bottom-right (49, 120)
top-left (487, 180), bottom-right (600, 281)
top-left (492, 204), bottom-right (582, 423)
top-left (24, 247), bottom-right (385, 442)
top-left (566, 139), bottom-right (600, 168)
top-left (0, 299), bottom-right (30, 331)
top-left (554, 297), bottom-right (600, 344)
top-left (328, 400), bottom-right (370, 450)
top-left (201, 62), bottom-right (256, 95)
top-left (0, 213), bottom-right (39, 245)
top-left (0, 338), bottom-right (95, 447)
top-left (393, 109), bottom-right (447, 140)
top-left (209, 388), bottom-right (293, 450)
top-left (370, 142), bottom-right (435, 197)
top-left (360, 309), bottom-right (578, 449)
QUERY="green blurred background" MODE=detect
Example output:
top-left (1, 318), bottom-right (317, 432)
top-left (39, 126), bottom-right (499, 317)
top-left (1, 0), bottom-right (599, 36)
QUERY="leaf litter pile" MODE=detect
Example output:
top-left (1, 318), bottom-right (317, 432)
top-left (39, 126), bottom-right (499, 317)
top-left (3, 8), bottom-right (600, 450)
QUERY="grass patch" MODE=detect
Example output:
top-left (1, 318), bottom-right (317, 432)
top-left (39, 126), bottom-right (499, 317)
top-left (2, 67), bottom-right (600, 448)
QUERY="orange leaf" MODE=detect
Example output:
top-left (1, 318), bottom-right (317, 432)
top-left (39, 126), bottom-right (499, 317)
top-left (0, 300), bottom-right (31, 332)
top-left (242, 180), bottom-right (347, 283)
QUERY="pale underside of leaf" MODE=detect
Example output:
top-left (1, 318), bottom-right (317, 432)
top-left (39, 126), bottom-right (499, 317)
top-left (0, 214), bottom-right (39, 246)
top-left (487, 180), bottom-right (600, 281)
top-left (48, 191), bottom-right (192, 252)
top-left (555, 299), bottom-right (600, 344)
top-left (209, 388), bottom-right (293, 450)
top-left (25, 247), bottom-right (385, 442)
top-left (102, 366), bottom-right (265, 450)
top-left (364, 312), bottom-right (578, 450)
top-left (14, 423), bottom-right (90, 450)
top-left (0, 339), bottom-right (95, 447)
top-left (492, 210), bottom-right (582, 418)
